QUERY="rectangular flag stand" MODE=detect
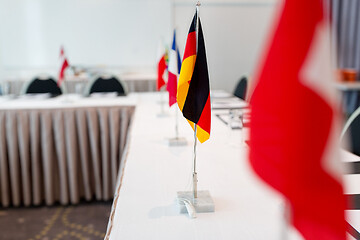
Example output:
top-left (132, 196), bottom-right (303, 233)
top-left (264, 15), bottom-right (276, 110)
top-left (168, 138), bottom-right (187, 146)
top-left (177, 190), bottom-right (214, 214)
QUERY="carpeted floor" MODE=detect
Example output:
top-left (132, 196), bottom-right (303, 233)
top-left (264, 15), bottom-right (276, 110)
top-left (0, 202), bottom-right (112, 240)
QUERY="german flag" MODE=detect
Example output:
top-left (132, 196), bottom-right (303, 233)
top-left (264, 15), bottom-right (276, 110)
top-left (177, 11), bottom-right (211, 143)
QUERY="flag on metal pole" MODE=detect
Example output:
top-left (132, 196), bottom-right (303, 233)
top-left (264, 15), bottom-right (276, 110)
top-left (156, 41), bottom-right (168, 91)
top-left (58, 46), bottom-right (69, 87)
top-left (167, 30), bottom-right (182, 107)
top-left (177, 10), bottom-right (211, 143)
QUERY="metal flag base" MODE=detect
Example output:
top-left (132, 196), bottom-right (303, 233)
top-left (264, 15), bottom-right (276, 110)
top-left (167, 137), bottom-right (187, 146)
top-left (156, 112), bottom-right (169, 118)
top-left (177, 190), bottom-right (215, 214)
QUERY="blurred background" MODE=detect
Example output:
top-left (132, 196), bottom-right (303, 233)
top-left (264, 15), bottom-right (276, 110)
top-left (0, 0), bottom-right (277, 93)
top-left (1, 0), bottom-right (360, 239)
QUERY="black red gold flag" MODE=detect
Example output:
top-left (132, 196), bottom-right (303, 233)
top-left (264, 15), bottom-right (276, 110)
top-left (177, 11), bottom-right (211, 143)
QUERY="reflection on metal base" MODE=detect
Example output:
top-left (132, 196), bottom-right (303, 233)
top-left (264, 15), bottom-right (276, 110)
top-left (156, 112), bottom-right (169, 118)
top-left (168, 137), bottom-right (187, 146)
top-left (177, 190), bottom-right (215, 213)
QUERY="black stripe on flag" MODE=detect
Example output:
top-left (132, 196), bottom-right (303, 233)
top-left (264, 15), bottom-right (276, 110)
top-left (188, 11), bottom-right (197, 34)
top-left (182, 19), bottom-right (210, 124)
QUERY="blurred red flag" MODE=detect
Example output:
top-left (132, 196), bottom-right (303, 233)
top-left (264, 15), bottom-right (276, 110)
top-left (157, 41), bottom-right (167, 91)
top-left (58, 46), bottom-right (69, 87)
top-left (249, 0), bottom-right (346, 239)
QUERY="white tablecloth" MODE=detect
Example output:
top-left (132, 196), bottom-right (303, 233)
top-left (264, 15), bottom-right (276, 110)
top-left (0, 95), bottom-right (136, 207)
top-left (104, 93), bottom-right (305, 240)
top-left (102, 92), bottom-right (360, 240)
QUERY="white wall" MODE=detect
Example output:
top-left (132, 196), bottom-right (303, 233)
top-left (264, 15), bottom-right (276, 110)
top-left (174, 1), bottom-right (278, 92)
top-left (0, 0), bottom-right (171, 68)
top-left (0, 0), bottom-right (278, 92)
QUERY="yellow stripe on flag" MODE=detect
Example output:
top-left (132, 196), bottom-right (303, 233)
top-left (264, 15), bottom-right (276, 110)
top-left (196, 126), bottom-right (210, 143)
top-left (177, 55), bottom-right (196, 110)
top-left (187, 121), bottom-right (210, 143)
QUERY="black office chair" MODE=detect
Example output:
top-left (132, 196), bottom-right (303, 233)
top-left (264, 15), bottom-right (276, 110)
top-left (233, 76), bottom-right (248, 100)
top-left (23, 76), bottom-right (62, 97)
top-left (85, 75), bottom-right (127, 97)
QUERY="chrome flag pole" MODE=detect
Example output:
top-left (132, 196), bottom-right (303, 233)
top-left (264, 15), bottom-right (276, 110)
top-left (160, 87), bottom-right (165, 114)
top-left (196, 1), bottom-right (200, 51)
top-left (157, 87), bottom-right (168, 117)
top-left (191, 1), bottom-right (200, 200)
top-left (192, 124), bottom-right (198, 199)
top-left (168, 105), bottom-right (187, 146)
top-left (175, 105), bottom-right (179, 139)
top-left (193, 1), bottom-right (201, 200)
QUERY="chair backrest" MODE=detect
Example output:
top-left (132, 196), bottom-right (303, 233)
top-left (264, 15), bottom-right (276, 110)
top-left (233, 76), bottom-right (248, 100)
top-left (85, 75), bottom-right (127, 96)
top-left (341, 106), bottom-right (360, 156)
top-left (23, 77), bottom-right (62, 96)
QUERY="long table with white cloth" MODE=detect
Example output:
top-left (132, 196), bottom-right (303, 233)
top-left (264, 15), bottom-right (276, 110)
top-left (103, 92), bottom-right (301, 239)
top-left (103, 92), bottom-right (360, 240)
top-left (1, 91), bottom-right (358, 238)
top-left (0, 94), bottom-right (136, 207)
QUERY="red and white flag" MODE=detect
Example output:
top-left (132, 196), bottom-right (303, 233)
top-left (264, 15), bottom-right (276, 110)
top-left (58, 46), bottom-right (69, 87)
top-left (156, 41), bottom-right (167, 91)
top-left (249, 0), bottom-right (346, 239)
top-left (167, 30), bottom-right (181, 107)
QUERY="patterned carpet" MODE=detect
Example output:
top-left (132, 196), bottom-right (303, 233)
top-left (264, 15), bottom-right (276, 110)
top-left (0, 202), bottom-right (112, 240)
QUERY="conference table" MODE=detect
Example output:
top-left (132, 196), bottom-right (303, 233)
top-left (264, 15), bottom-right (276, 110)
top-left (102, 92), bottom-right (360, 240)
top-left (0, 91), bottom-right (358, 239)
top-left (0, 91), bottom-right (245, 208)
top-left (103, 92), bottom-right (302, 240)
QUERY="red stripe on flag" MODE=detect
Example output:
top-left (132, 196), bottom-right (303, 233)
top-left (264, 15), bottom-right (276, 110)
top-left (182, 32), bottom-right (196, 60)
top-left (196, 94), bottom-right (211, 134)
